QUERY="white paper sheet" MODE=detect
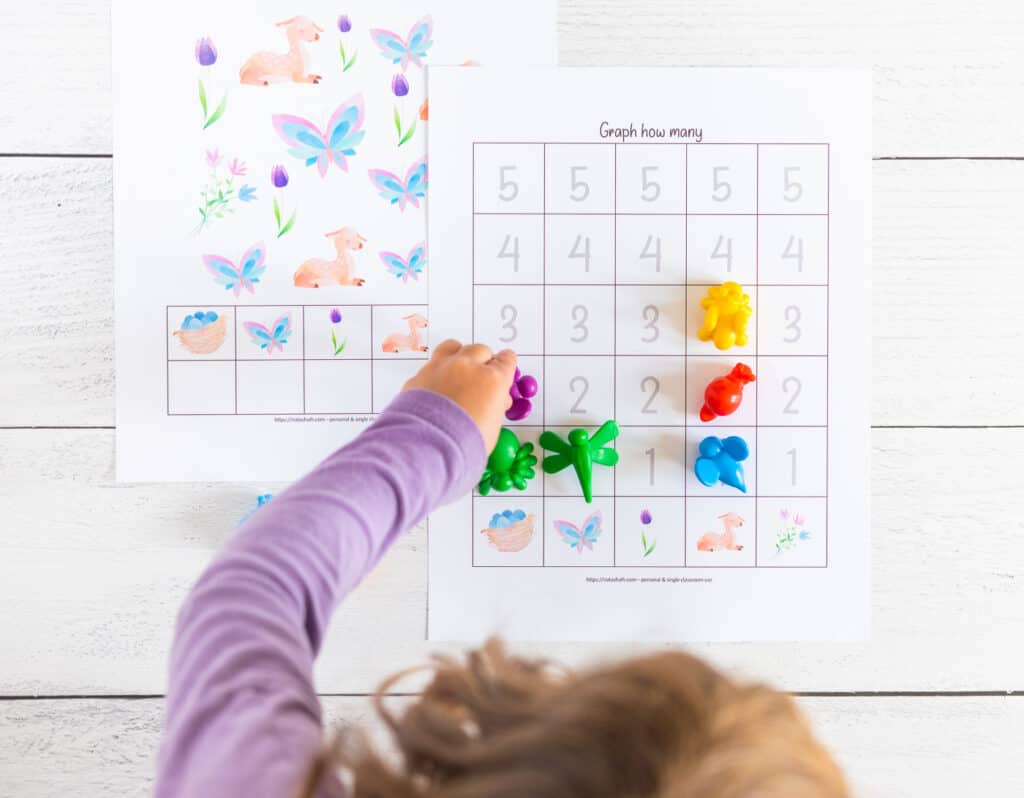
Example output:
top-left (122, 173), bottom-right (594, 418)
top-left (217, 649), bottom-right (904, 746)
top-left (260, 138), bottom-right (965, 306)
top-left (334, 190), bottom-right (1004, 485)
top-left (113, 1), bottom-right (556, 481)
top-left (428, 68), bottom-right (871, 641)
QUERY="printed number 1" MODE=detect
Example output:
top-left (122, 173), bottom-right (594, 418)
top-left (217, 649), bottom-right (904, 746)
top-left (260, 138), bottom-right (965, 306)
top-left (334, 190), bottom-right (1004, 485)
top-left (786, 448), bottom-right (798, 486)
top-left (645, 447), bottom-right (656, 486)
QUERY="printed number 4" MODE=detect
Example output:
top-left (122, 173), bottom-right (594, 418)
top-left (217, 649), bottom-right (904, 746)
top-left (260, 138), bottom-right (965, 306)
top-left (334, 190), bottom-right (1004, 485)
top-left (498, 234), bottom-right (519, 272)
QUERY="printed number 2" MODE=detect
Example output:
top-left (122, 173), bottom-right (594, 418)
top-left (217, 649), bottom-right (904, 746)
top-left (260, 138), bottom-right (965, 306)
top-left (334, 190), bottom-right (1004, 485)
top-left (782, 376), bottom-right (802, 414)
top-left (499, 304), bottom-right (518, 342)
top-left (570, 376), bottom-right (589, 414)
top-left (640, 377), bottom-right (660, 414)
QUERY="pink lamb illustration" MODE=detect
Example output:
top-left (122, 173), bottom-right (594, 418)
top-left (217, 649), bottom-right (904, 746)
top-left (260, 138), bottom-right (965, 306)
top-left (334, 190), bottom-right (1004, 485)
top-left (239, 16), bottom-right (324, 86)
top-left (697, 512), bottom-right (745, 552)
top-left (293, 227), bottom-right (366, 288)
top-left (381, 314), bottom-right (429, 353)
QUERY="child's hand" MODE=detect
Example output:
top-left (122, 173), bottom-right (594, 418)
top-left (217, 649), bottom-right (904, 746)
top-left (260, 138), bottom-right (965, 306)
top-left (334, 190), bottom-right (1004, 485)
top-left (404, 340), bottom-right (516, 452)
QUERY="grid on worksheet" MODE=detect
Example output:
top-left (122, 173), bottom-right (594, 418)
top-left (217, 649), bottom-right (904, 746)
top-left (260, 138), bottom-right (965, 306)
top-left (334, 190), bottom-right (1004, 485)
top-left (165, 303), bottom-right (428, 416)
top-left (471, 141), bottom-right (829, 569)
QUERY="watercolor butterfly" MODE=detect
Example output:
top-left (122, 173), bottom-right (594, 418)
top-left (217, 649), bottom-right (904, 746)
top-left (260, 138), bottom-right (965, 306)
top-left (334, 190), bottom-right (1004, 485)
top-left (243, 313), bottom-right (292, 355)
top-left (203, 242), bottom-right (267, 297)
top-left (368, 158), bottom-right (428, 211)
top-left (554, 511), bottom-right (603, 554)
top-left (379, 243), bottom-right (426, 283)
top-left (369, 15), bottom-right (433, 71)
top-left (272, 95), bottom-right (366, 177)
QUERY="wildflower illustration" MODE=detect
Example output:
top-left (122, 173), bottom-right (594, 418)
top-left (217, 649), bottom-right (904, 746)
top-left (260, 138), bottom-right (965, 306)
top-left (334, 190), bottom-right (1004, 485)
top-left (391, 73), bottom-right (417, 146)
top-left (337, 14), bottom-right (358, 71)
top-left (774, 508), bottom-right (812, 555)
top-left (640, 509), bottom-right (656, 558)
top-left (196, 150), bottom-right (256, 231)
top-left (329, 307), bottom-right (347, 355)
top-left (196, 36), bottom-right (228, 130)
top-left (270, 164), bottom-right (297, 238)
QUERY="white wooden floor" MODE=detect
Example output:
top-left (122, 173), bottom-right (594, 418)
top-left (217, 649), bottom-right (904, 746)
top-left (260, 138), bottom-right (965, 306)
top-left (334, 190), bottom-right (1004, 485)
top-left (2, 1), bottom-right (1024, 795)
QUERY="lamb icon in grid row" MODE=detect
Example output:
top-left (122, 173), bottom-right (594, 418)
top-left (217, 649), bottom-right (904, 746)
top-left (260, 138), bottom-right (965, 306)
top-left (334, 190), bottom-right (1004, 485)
top-left (293, 227), bottom-right (367, 288)
top-left (697, 512), bottom-right (745, 552)
top-left (381, 314), bottom-right (429, 353)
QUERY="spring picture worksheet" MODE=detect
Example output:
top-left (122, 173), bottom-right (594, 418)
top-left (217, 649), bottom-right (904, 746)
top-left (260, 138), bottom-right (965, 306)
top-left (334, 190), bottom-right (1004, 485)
top-left (428, 69), bottom-right (871, 641)
top-left (113, 1), bottom-right (556, 480)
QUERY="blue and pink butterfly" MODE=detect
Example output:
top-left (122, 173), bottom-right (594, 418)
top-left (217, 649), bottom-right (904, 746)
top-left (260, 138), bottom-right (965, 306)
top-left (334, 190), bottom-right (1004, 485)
top-left (369, 15), bottom-right (433, 71)
top-left (379, 242), bottom-right (426, 283)
top-left (203, 242), bottom-right (267, 297)
top-left (272, 95), bottom-right (366, 178)
top-left (554, 511), bottom-right (603, 554)
top-left (368, 157), bottom-right (428, 211)
top-left (243, 313), bottom-right (293, 355)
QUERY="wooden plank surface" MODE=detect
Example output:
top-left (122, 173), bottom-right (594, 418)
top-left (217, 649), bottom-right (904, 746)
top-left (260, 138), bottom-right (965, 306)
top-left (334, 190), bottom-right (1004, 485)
top-left (4, 1), bottom-right (1024, 156)
top-left (2, 695), bottom-right (1022, 797)
top-left (1, 427), bottom-right (1021, 695)
top-left (3, 157), bottom-right (1023, 428)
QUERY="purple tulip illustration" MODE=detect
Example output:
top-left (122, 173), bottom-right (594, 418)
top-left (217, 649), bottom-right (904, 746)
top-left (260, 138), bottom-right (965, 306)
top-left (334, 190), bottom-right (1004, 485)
top-left (196, 37), bottom-right (227, 130)
top-left (329, 308), bottom-right (347, 355)
top-left (337, 14), bottom-right (358, 71)
top-left (271, 165), bottom-right (297, 238)
top-left (391, 73), bottom-right (418, 147)
top-left (640, 509), bottom-right (655, 558)
top-left (195, 37), bottom-right (218, 66)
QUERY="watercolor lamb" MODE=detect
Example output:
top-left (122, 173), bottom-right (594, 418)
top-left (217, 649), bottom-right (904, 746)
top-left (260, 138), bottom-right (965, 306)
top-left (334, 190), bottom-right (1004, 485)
top-left (293, 227), bottom-right (366, 288)
top-left (240, 16), bottom-right (324, 86)
top-left (697, 512), bottom-right (745, 552)
top-left (381, 314), bottom-right (429, 353)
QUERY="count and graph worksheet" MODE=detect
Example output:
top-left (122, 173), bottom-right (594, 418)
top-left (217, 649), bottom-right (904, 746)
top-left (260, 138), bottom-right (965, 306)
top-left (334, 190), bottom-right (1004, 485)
top-left (428, 68), bottom-right (870, 642)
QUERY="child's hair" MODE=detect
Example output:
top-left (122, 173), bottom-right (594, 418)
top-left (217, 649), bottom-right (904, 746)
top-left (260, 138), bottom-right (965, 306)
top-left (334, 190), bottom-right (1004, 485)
top-left (302, 639), bottom-right (848, 798)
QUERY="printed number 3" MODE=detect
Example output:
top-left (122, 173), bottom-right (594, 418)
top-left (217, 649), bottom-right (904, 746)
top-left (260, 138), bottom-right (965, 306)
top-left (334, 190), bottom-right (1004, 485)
top-left (499, 304), bottom-right (518, 342)
top-left (570, 305), bottom-right (589, 342)
top-left (784, 305), bottom-right (802, 343)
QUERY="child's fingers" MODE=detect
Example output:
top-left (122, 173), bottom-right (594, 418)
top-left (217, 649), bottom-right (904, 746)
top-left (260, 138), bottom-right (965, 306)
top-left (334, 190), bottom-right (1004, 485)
top-left (488, 349), bottom-right (518, 380)
top-left (432, 339), bottom-right (462, 359)
top-left (461, 343), bottom-right (494, 363)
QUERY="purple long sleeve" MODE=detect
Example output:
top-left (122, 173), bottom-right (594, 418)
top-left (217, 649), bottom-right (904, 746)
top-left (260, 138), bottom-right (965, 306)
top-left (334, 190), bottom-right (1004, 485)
top-left (155, 390), bottom-right (485, 798)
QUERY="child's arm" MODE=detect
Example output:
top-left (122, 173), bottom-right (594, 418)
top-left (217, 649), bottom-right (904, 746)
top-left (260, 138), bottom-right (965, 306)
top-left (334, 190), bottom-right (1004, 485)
top-left (155, 342), bottom-right (515, 798)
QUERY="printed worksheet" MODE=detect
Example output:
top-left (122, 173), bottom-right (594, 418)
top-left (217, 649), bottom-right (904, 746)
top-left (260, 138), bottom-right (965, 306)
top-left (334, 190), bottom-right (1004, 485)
top-left (428, 68), bottom-right (871, 641)
top-left (113, 1), bottom-right (556, 480)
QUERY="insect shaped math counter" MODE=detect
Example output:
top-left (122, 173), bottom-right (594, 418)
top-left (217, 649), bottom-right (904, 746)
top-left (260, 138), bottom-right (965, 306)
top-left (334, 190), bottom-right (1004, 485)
top-left (470, 139), bottom-right (829, 569)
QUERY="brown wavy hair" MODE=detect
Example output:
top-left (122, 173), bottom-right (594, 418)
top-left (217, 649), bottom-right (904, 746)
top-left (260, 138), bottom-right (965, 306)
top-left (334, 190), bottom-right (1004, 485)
top-left (301, 640), bottom-right (848, 798)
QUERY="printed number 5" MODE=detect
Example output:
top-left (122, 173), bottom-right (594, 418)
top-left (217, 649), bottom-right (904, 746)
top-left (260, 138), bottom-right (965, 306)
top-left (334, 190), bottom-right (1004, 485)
top-left (712, 166), bottom-right (732, 202)
top-left (499, 304), bottom-right (518, 342)
top-left (641, 166), bottom-right (661, 202)
top-left (783, 166), bottom-right (803, 203)
top-left (498, 165), bottom-right (518, 202)
top-left (570, 166), bottom-right (590, 202)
